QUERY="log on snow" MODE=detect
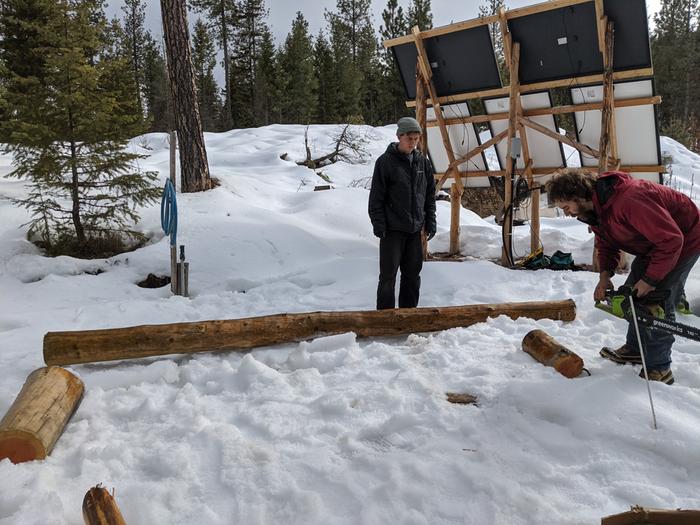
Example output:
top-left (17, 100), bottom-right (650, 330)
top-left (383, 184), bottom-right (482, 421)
top-left (521, 329), bottom-right (584, 378)
top-left (601, 506), bottom-right (700, 525)
top-left (83, 486), bottom-right (128, 525)
top-left (0, 366), bottom-right (84, 463)
top-left (44, 300), bottom-right (577, 366)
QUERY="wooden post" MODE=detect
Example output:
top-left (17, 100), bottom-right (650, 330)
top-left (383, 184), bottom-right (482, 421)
top-left (449, 183), bottom-right (461, 255)
top-left (169, 131), bottom-right (178, 294)
top-left (502, 41), bottom-right (520, 266)
top-left (0, 367), bottom-right (84, 464)
top-left (83, 486), bottom-right (128, 525)
top-left (416, 65), bottom-right (430, 261)
top-left (598, 18), bottom-right (616, 174)
top-left (44, 299), bottom-right (577, 366)
top-left (411, 26), bottom-right (463, 255)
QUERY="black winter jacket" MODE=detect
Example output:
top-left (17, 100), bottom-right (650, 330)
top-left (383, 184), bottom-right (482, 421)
top-left (368, 144), bottom-right (437, 236)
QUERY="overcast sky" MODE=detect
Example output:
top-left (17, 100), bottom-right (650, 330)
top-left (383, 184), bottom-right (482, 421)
top-left (105, 0), bottom-right (662, 45)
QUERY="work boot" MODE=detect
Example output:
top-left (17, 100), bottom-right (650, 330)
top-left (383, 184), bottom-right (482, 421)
top-left (599, 344), bottom-right (643, 365)
top-left (639, 367), bottom-right (674, 385)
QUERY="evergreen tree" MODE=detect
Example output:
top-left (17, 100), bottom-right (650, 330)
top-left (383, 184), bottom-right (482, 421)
top-left (379, 0), bottom-right (409, 123)
top-left (230, 0), bottom-right (270, 127)
top-left (142, 35), bottom-right (172, 131)
top-left (192, 18), bottom-right (222, 131)
top-left (121, 0), bottom-right (148, 117)
top-left (254, 27), bottom-right (278, 125)
top-left (652, 0), bottom-right (698, 148)
top-left (278, 12), bottom-right (317, 124)
top-left (0, 0), bottom-right (159, 254)
top-left (313, 29), bottom-right (339, 123)
top-left (407, 0), bottom-right (433, 30)
top-left (478, 0), bottom-right (507, 83)
top-left (190, 0), bottom-right (237, 129)
top-left (325, 0), bottom-right (377, 122)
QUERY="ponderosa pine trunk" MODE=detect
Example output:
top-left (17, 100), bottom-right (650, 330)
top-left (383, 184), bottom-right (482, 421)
top-left (160, 0), bottom-right (211, 192)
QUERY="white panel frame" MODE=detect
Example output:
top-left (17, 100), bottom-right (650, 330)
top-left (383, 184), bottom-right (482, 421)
top-left (570, 80), bottom-right (661, 182)
top-left (427, 103), bottom-right (491, 188)
top-left (484, 92), bottom-right (566, 177)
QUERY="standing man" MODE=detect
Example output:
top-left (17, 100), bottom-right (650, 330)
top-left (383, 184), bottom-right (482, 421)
top-left (368, 117), bottom-right (437, 310)
top-left (546, 170), bottom-right (700, 384)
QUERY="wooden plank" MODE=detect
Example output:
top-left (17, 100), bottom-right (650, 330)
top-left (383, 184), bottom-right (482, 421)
top-left (415, 66), bottom-right (428, 155)
top-left (598, 18), bottom-right (615, 174)
top-left (450, 184), bottom-right (462, 256)
top-left (448, 129), bottom-right (509, 171)
top-left (520, 116), bottom-right (615, 165)
top-left (594, 0), bottom-right (606, 53)
top-left (505, 0), bottom-right (592, 20)
top-left (426, 96), bottom-right (662, 127)
top-left (411, 26), bottom-right (462, 192)
top-left (383, 15), bottom-right (498, 49)
top-left (406, 68), bottom-right (655, 108)
top-left (433, 165), bottom-right (666, 180)
top-left (498, 7), bottom-right (511, 72)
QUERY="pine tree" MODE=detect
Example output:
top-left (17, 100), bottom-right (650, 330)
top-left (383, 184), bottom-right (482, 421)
top-left (652, 0), bottom-right (698, 148)
top-left (313, 29), bottom-right (338, 123)
top-left (121, 0), bottom-right (148, 117)
top-left (254, 27), bottom-right (277, 125)
top-left (0, 0), bottom-right (159, 255)
top-left (190, 0), bottom-right (237, 129)
top-left (142, 35), bottom-right (172, 132)
top-left (230, 0), bottom-right (270, 127)
top-left (325, 0), bottom-right (377, 122)
top-left (192, 18), bottom-right (222, 131)
top-left (379, 0), bottom-right (409, 123)
top-left (407, 0), bottom-right (433, 30)
top-left (278, 12), bottom-right (318, 124)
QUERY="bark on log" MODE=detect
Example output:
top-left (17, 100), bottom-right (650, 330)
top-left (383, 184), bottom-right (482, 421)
top-left (601, 506), bottom-right (700, 525)
top-left (521, 329), bottom-right (584, 378)
top-left (44, 300), bottom-right (576, 366)
top-left (83, 486), bottom-right (128, 525)
top-left (0, 367), bottom-right (84, 463)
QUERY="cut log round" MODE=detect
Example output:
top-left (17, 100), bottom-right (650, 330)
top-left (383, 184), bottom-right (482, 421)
top-left (82, 486), bottom-right (127, 525)
top-left (521, 329), bottom-right (584, 378)
top-left (44, 300), bottom-right (577, 366)
top-left (0, 367), bottom-right (84, 463)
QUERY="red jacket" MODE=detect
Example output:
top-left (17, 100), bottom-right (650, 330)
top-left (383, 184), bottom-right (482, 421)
top-left (591, 172), bottom-right (700, 284)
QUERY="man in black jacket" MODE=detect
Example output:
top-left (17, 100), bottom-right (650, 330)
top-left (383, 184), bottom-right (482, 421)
top-left (368, 117), bottom-right (437, 309)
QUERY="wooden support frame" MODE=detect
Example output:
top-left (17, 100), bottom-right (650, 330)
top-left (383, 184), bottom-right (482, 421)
top-left (410, 25), bottom-right (463, 255)
top-left (386, 0), bottom-right (660, 269)
top-left (502, 40), bottom-right (520, 267)
top-left (426, 96), bottom-right (662, 127)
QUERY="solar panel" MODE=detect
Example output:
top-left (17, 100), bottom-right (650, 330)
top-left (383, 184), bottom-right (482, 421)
top-left (426, 103), bottom-right (491, 188)
top-left (508, 0), bottom-right (651, 85)
top-left (484, 91), bottom-right (566, 180)
top-left (392, 24), bottom-right (502, 100)
top-left (570, 79), bottom-right (661, 182)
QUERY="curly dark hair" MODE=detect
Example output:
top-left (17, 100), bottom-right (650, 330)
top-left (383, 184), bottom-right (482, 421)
top-left (545, 170), bottom-right (597, 202)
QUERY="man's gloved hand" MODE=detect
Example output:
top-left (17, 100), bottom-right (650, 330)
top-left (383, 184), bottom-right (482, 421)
top-left (426, 228), bottom-right (436, 241)
top-left (374, 230), bottom-right (385, 239)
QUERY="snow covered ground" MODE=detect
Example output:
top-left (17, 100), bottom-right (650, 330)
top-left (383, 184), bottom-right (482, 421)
top-left (0, 126), bottom-right (698, 525)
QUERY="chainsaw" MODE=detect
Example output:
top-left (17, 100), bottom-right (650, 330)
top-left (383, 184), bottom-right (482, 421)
top-left (595, 286), bottom-right (700, 343)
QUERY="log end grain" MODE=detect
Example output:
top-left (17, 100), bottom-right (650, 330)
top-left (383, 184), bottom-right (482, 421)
top-left (0, 430), bottom-right (46, 463)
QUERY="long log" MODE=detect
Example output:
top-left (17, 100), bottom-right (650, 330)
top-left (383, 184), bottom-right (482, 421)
top-left (44, 300), bottom-right (577, 366)
top-left (601, 506), bottom-right (700, 525)
top-left (0, 367), bottom-right (84, 463)
top-left (83, 486), bottom-right (128, 525)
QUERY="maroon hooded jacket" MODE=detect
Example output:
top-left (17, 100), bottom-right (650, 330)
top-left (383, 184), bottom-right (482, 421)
top-left (591, 172), bottom-right (700, 285)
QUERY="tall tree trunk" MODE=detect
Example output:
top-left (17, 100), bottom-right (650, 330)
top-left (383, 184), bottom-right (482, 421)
top-left (220, 4), bottom-right (233, 128)
top-left (67, 108), bottom-right (86, 243)
top-left (160, 0), bottom-right (211, 192)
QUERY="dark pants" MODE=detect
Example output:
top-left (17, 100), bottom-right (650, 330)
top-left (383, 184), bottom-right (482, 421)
top-left (624, 254), bottom-right (699, 371)
top-left (377, 230), bottom-right (423, 309)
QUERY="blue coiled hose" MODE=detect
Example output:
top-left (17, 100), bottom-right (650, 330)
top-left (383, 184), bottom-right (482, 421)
top-left (161, 179), bottom-right (178, 247)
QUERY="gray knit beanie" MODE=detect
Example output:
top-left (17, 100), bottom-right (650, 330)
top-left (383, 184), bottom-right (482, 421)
top-left (396, 116), bottom-right (422, 135)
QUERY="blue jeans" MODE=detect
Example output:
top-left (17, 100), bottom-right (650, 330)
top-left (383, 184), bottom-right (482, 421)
top-left (624, 254), bottom-right (699, 370)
